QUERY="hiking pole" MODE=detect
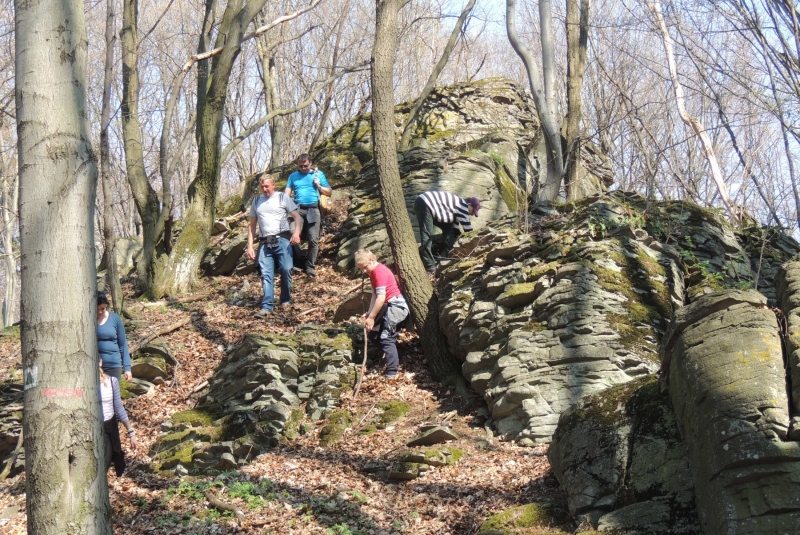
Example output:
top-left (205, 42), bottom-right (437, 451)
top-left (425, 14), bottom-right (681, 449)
top-left (353, 325), bottom-right (368, 399)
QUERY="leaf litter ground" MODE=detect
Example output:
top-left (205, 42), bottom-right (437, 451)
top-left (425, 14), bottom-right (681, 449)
top-left (0, 206), bottom-right (563, 534)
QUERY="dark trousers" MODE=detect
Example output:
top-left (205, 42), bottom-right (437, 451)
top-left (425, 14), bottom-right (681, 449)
top-left (414, 196), bottom-right (458, 270)
top-left (368, 324), bottom-right (400, 375)
top-left (104, 417), bottom-right (126, 476)
top-left (367, 301), bottom-right (408, 375)
top-left (297, 205), bottom-right (321, 270)
top-left (102, 366), bottom-right (122, 383)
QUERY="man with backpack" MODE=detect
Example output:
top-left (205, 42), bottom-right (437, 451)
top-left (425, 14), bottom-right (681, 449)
top-left (285, 153), bottom-right (332, 277)
top-left (247, 174), bottom-right (302, 318)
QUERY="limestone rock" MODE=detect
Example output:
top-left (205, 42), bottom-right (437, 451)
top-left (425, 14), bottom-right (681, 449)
top-left (148, 325), bottom-right (357, 474)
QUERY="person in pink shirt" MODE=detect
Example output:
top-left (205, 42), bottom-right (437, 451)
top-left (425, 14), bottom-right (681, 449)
top-left (355, 249), bottom-right (409, 379)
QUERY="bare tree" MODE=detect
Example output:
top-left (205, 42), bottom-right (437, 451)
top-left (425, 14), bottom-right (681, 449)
top-left (564, 0), bottom-right (590, 200)
top-left (101, 0), bottom-right (125, 312)
top-left (16, 0), bottom-right (111, 530)
top-left (506, 0), bottom-right (564, 201)
top-left (397, 0), bottom-right (477, 151)
top-left (372, 0), bottom-right (468, 393)
top-left (646, 0), bottom-right (735, 218)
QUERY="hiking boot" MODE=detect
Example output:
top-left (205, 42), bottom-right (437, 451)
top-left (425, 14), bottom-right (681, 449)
top-left (306, 267), bottom-right (316, 277)
top-left (254, 309), bottom-right (271, 319)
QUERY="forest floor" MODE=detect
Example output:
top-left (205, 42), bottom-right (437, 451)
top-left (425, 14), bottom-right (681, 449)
top-left (0, 204), bottom-right (564, 534)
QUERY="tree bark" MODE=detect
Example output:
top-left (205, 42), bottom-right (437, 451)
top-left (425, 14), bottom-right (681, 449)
top-left (372, 0), bottom-right (468, 393)
top-left (121, 0), bottom-right (161, 293)
top-left (398, 0), bottom-right (476, 152)
top-left (564, 0), bottom-right (589, 201)
top-left (153, 0), bottom-right (267, 298)
top-left (15, 0), bottom-right (111, 530)
top-left (0, 122), bottom-right (17, 328)
top-left (506, 0), bottom-right (564, 202)
top-left (101, 0), bottom-right (124, 313)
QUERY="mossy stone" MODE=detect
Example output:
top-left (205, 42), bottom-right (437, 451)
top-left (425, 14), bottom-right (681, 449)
top-left (477, 503), bottom-right (571, 535)
top-left (377, 400), bottom-right (411, 425)
top-left (319, 410), bottom-right (352, 446)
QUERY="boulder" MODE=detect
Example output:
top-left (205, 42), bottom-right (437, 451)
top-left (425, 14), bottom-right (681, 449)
top-left (406, 426), bottom-right (458, 447)
top-left (662, 289), bottom-right (800, 535)
top-left (549, 376), bottom-right (701, 533)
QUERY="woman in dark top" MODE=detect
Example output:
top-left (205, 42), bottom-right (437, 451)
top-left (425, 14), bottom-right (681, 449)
top-left (97, 292), bottom-right (131, 382)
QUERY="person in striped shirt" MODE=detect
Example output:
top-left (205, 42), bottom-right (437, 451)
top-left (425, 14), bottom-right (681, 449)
top-left (413, 191), bottom-right (481, 275)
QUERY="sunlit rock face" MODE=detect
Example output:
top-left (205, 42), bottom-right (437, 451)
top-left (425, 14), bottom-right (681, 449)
top-left (438, 192), bottom-right (799, 446)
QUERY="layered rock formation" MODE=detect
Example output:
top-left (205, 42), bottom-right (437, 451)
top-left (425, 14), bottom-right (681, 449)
top-left (549, 376), bottom-right (701, 534)
top-left (149, 325), bottom-right (357, 473)
top-left (662, 290), bottom-right (800, 534)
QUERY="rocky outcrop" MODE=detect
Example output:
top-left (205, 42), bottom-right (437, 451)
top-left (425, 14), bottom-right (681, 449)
top-left (149, 325), bottom-right (358, 473)
top-left (776, 260), bottom-right (800, 416)
top-left (549, 376), bottom-right (701, 534)
top-left (0, 383), bottom-right (23, 477)
top-left (437, 192), bottom-right (800, 445)
top-left (661, 290), bottom-right (800, 535)
top-left (305, 78), bottom-right (612, 273)
top-left (439, 192), bottom-right (677, 443)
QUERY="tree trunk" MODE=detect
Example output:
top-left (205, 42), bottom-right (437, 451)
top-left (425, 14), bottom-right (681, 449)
top-left (122, 0), bottom-right (160, 294)
top-left (564, 0), bottom-right (589, 201)
top-left (153, 0), bottom-right (267, 298)
top-left (506, 0), bottom-right (564, 201)
top-left (398, 0), bottom-right (476, 152)
top-left (372, 0), bottom-right (468, 394)
top-left (101, 0), bottom-right (124, 313)
top-left (0, 122), bottom-right (17, 328)
top-left (15, 0), bottom-right (111, 530)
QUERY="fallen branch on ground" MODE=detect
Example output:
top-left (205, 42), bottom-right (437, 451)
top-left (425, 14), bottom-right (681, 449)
top-left (206, 491), bottom-right (245, 521)
top-left (130, 317), bottom-right (192, 353)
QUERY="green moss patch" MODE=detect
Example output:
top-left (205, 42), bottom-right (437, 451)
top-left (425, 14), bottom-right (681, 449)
top-left (171, 407), bottom-right (220, 427)
top-left (377, 401), bottom-right (411, 426)
top-left (478, 502), bottom-right (572, 535)
top-left (319, 410), bottom-right (352, 446)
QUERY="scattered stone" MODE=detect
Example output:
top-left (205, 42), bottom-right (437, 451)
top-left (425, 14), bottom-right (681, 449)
top-left (174, 464), bottom-right (189, 477)
top-left (406, 426), bottom-right (458, 447)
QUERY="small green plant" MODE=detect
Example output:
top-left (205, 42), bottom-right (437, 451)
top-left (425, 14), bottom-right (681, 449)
top-left (350, 490), bottom-right (370, 504)
top-left (489, 151), bottom-right (504, 166)
top-left (587, 215), bottom-right (608, 239)
top-left (408, 511), bottom-right (420, 519)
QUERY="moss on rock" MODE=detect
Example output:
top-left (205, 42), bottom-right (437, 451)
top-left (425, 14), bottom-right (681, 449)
top-left (319, 410), bottom-right (352, 446)
top-left (478, 503), bottom-right (572, 535)
top-left (377, 400), bottom-right (411, 426)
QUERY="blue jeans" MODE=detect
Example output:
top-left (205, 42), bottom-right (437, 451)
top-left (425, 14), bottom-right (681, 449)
top-left (257, 236), bottom-right (293, 311)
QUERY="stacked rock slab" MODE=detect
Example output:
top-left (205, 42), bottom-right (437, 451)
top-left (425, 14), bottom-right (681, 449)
top-left (662, 290), bottom-right (800, 534)
top-left (150, 325), bottom-right (356, 473)
top-left (777, 260), bottom-right (800, 415)
top-left (439, 193), bottom-right (677, 442)
top-left (549, 376), bottom-right (701, 534)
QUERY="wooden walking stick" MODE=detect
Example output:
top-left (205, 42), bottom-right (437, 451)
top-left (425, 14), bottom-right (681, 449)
top-left (353, 325), bottom-right (368, 399)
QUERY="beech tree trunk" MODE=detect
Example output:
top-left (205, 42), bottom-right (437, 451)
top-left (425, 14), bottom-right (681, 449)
top-left (372, 0), bottom-right (467, 393)
top-left (101, 0), bottom-right (124, 313)
top-left (564, 0), bottom-right (589, 201)
top-left (15, 0), bottom-right (111, 530)
top-left (122, 0), bottom-right (161, 293)
top-left (153, 0), bottom-right (267, 298)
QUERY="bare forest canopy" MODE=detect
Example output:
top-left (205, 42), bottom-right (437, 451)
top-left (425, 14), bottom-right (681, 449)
top-left (1, 0), bottom-right (799, 317)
